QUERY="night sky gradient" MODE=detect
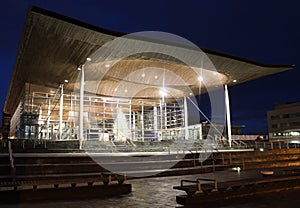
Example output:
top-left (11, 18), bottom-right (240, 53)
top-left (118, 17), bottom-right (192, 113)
top-left (0, 0), bottom-right (299, 134)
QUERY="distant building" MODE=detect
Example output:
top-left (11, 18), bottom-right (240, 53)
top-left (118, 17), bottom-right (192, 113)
top-left (267, 102), bottom-right (300, 141)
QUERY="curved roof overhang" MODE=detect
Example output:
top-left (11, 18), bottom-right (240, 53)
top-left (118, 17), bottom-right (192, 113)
top-left (3, 6), bottom-right (294, 115)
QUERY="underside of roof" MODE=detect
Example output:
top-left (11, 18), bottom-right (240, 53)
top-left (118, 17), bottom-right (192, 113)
top-left (3, 6), bottom-right (294, 115)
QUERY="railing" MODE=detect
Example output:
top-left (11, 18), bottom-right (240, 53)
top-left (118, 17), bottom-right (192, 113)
top-left (8, 141), bottom-right (17, 190)
top-left (254, 140), bottom-right (300, 150)
top-left (181, 178), bottom-right (218, 187)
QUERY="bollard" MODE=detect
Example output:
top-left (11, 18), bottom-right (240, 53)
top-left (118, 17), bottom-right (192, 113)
top-left (279, 142), bottom-right (281, 149)
top-left (271, 142), bottom-right (273, 150)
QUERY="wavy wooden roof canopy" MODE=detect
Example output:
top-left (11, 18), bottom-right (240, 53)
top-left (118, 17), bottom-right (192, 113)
top-left (4, 6), bottom-right (293, 115)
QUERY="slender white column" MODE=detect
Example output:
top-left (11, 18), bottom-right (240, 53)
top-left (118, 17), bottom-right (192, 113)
top-left (199, 123), bottom-right (203, 140)
top-left (224, 84), bottom-right (232, 148)
top-left (183, 97), bottom-right (189, 140)
top-left (160, 100), bottom-right (163, 131)
top-left (103, 100), bottom-right (105, 130)
top-left (38, 106), bottom-right (42, 139)
top-left (141, 101), bottom-right (144, 142)
top-left (132, 111), bottom-right (136, 141)
top-left (129, 101), bottom-right (132, 141)
top-left (116, 102), bottom-right (119, 140)
top-left (59, 84), bottom-right (63, 140)
top-left (164, 103), bottom-right (167, 130)
top-left (47, 97), bottom-right (51, 140)
top-left (154, 105), bottom-right (158, 140)
top-left (79, 65), bottom-right (85, 149)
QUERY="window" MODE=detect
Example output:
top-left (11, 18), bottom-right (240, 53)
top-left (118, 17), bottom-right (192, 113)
top-left (282, 114), bottom-right (289, 119)
top-left (272, 124), bottom-right (278, 129)
top-left (271, 115), bottom-right (280, 120)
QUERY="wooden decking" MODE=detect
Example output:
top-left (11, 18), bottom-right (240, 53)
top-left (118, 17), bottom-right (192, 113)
top-left (174, 169), bottom-right (300, 206)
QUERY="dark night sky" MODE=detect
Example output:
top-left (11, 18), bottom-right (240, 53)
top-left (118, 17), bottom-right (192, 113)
top-left (0, 0), bottom-right (299, 134)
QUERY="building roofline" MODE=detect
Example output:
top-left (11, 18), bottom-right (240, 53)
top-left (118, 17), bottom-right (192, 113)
top-left (30, 6), bottom-right (294, 69)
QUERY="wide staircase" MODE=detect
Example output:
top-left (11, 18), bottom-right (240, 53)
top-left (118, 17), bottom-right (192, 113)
top-left (222, 147), bottom-right (300, 170)
top-left (1, 139), bottom-right (300, 191)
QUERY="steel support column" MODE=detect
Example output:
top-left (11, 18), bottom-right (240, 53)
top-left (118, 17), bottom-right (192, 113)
top-left (224, 84), bottom-right (232, 148)
top-left (79, 65), bottom-right (85, 149)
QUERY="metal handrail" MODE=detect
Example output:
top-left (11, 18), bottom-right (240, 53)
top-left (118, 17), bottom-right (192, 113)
top-left (8, 141), bottom-right (17, 190)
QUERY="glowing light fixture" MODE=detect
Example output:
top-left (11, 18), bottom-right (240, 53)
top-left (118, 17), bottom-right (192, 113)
top-left (233, 79), bottom-right (237, 83)
top-left (64, 79), bottom-right (69, 83)
top-left (105, 64), bottom-right (110, 68)
top-left (154, 75), bottom-right (158, 80)
top-left (160, 89), bottom-right (167, 97)
top-left (198, 76), bottom-right (203, 82)
top-left (86, 57), bottom-right (92, 61)
top-left (141, 73), bottom-right (145, 77)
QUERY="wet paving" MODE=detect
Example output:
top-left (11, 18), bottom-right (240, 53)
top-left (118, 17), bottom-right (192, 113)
top-left (1, 169), bottom-right (300, 208)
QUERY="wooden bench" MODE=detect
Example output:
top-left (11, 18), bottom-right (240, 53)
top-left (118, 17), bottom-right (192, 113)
top-left (12, 172), bottom-right (127, 190)
top-left (174, 172), bottom-right (300, 196)
top-left (174, 178), bottom-right (217, 195)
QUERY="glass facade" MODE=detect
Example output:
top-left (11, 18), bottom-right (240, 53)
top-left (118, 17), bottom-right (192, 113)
top-left (10, 83), bottom-right (205, 143)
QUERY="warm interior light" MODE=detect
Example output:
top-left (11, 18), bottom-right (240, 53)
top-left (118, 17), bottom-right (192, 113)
top-left (154, 75), bottom-right (158, 80)
top-left (141, 73), bottom-right (145, 77)
top-left (233, 79), bottom-right (237, 83)
top-left (86, 57), bottom-right (92, 61)
top-left (198, 76), bottom-right (203, 82)
top-left (160, 89), bottom-right (167, 97)
top-left (105, 64), bottom-right (110, 68)
top-left (64, 79), bottom-right (69, 83)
